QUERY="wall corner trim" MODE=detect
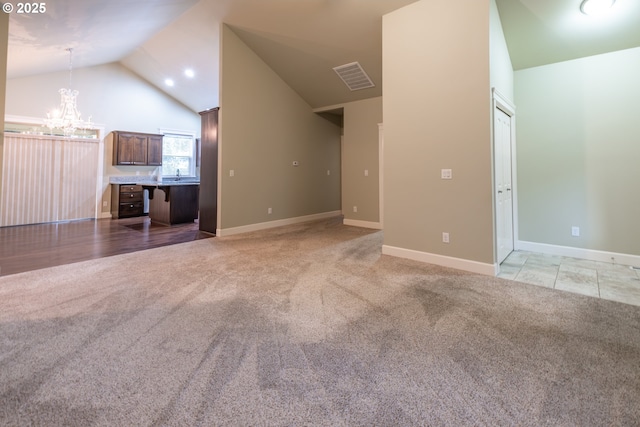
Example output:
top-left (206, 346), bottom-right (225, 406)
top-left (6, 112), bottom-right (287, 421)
top-left (382, 245), bottom-right (498, 276)
top-left (217, 211), bottom-right (342, 237)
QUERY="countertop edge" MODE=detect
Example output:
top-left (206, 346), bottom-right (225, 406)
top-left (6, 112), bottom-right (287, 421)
top-left (109, 176), bottom-right (200, 186)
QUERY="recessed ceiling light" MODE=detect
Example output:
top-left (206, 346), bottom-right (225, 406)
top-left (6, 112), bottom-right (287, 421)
top-left (184, 69), bottom-right (195, 78)
top-left (580, 0), bottom-right (616, 16)
top-left (165, 78), bottom-right (175, 87)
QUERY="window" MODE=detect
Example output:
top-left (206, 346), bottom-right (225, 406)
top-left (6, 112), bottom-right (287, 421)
top-left (162, 132), bottom-right (196, 177)
top-left (4, 121), bottom-right (100, 139)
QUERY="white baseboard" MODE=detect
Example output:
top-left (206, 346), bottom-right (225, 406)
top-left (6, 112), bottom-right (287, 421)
top-left (217, 210), bottom-right (342, 237)
top-left (382, 245), bottom-right (498, 276)
top-left (517, 240), bottom-right (640, 268)
top-left (343, 218), bottom-right (382, 230)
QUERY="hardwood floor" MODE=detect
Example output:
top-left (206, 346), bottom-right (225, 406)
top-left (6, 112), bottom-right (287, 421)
top-left (0, 216), bottom-right (213, 277)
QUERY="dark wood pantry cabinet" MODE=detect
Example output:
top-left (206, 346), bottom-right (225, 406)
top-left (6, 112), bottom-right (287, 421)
top-left (198, 107), bottom-right (218, 234)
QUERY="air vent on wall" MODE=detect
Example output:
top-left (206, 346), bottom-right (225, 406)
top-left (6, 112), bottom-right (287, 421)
top-left (333, 62), bottom-right (375, 91)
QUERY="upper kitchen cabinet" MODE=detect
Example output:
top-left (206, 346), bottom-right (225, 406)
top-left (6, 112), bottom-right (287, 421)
top-left (147, 135), bottom-right (163, 166)
top-left (112, 131), bottom-right (163, 166)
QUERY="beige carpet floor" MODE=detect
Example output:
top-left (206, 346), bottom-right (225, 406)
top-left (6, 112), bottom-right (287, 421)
top-left (1, 217), bottom-right (639, 426)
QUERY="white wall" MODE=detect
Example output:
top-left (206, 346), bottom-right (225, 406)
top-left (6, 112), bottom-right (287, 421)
top-left (515, 47), bottom-right (640, 258)
top-left (5, 63), bottom-right (201, 214)
top-left (490, 0), bottom-right (514, 101)
top-left (382, 0), bottom-right (495, 274)
top-left (6, 62), bottom-right (199, 135)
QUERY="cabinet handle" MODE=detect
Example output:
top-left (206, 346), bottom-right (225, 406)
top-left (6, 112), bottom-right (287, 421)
top-left (130, 194), bottom-right (134, 197)
top-left (130, 204), bottom-right (134, 208)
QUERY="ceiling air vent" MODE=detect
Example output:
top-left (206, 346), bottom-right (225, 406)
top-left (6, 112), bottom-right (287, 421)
top-left (333, 62), bottom-right (375, 91)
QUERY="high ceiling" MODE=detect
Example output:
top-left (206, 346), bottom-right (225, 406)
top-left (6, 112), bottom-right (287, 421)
top-left (6, 0), bottom-right (640, 113)
top-left (496, 0), bottom-right (640, 70)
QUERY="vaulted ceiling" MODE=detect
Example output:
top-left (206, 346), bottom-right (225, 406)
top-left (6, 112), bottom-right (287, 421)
top-left (6, 0), bottom-right (640, 113)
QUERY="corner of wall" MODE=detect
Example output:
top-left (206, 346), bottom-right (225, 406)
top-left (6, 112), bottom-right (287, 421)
top-left (383, 0), bottom-right (494, 266)
top-left (0, 10), bottom-right (9, 217)
top-left (219, 26), bottom-right (342, 231)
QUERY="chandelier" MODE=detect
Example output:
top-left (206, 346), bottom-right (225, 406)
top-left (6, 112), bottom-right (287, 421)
top-left (44, 48), bottom-right (93, 137)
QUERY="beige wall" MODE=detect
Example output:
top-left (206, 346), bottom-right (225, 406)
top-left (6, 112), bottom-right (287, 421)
top-left (0, 10), bottom-right (8, 205)
top-left (342, 97), bottom-right (382, 224)
top-left (219, 25), bottom-right (341, 230)
top-left (382, 0), bottom-right (494, 269)
top-left (515, 47), bottom-right (640, 256)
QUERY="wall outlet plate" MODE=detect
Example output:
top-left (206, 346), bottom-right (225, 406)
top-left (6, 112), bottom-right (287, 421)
top-left (571, 226), bottom-right (580, 237)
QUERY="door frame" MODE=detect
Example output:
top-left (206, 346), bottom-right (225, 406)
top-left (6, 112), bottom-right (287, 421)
top-left (378, 123), bottom-right (384, 228)
top-left (492, 88), bottom-right (518, 266)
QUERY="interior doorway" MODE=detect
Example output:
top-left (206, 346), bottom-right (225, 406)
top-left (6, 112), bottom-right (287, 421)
top-left (493, 90), bottom-right (516, 265)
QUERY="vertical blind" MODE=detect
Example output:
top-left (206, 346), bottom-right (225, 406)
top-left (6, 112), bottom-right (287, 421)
top-left (1, 133), bottom-right (100, 227)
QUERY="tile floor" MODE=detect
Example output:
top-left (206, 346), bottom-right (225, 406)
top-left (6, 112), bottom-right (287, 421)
top-left (498, 251), bottom-right (640, 307)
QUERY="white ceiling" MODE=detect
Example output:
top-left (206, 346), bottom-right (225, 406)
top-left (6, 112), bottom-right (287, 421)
top-left (496, 0), bottom-right (640, 70)
top-left (7, 0), bottom-right (640, 113)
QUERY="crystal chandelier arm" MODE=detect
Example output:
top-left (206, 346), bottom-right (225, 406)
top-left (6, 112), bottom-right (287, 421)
top-left (43, 47), bottom-right (94, 137)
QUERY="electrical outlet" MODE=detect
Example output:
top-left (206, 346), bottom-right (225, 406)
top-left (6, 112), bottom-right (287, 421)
top-left (364, 169), bottom-right (369, 176)
top-left (441, 169), bottom-right (452, 179)
top-left (327, 170), bottom-right (331, 176)
top-left (442, 232), bottom-right (450, 243)
top-left (268, 207), bottom-right (272, 215)
top-left (353, 206), bottom-right (358, 213)
top-left (229, 169), bottom-right (235, 177)
top-left (103, 201), bottom-right (108, 207)
top-left (571, 226), bottom-right (580, 237)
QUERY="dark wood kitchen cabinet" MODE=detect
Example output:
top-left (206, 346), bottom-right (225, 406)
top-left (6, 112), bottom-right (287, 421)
top-left (198, 107), bottom-right (218, 234)
top-left (112, 131), bottom-right (163, 166)
top-left (147, 135), bottom-right (163, 166)
top-left (111, 184), bottom-right (145, 218)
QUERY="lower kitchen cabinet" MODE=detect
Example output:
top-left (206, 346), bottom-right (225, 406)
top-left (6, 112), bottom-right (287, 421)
top-left (111, 184), bottom-right (145, 218)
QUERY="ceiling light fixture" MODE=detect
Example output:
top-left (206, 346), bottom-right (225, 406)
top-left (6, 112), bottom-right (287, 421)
top-left (43, 48), bottom-right (94, 137)
top-left (165, 78), bottom-right (175, 87)
top-left (580, 0), bottom-right (616, 16)
top-left (184, 69), bottom-right (195, 78)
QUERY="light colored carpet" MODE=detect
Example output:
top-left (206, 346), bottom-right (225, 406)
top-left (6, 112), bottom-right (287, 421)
top-left (1, 217), bottom-right (639, 426)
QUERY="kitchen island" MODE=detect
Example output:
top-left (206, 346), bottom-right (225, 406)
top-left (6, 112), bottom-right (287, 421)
top-left (142, 181), bottom-right (199, 226)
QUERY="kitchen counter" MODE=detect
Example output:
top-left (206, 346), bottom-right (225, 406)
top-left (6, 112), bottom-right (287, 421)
top-left (143, 183), bottom-right (199, 226)
top-left (109, 176), bottom-right (200, 186)
top-left (109, 176), bottom-right (199, 225)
